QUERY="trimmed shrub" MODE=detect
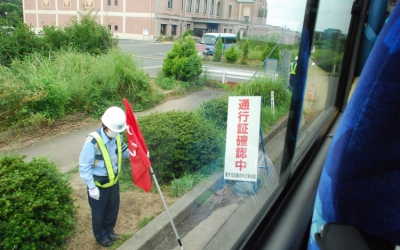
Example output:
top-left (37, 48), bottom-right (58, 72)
top-left (138, 111), bottom-right (223, 184)
top-left (162, 36), bottom-right (203, 82)
top-left (0, 154), bottom-right (76, 249)
top-left (241, 39), bottom-right (250, 64)
top-left (224, 46), bottom-right (239, 63)
top-left (213, 36), bottom-right (223, 62)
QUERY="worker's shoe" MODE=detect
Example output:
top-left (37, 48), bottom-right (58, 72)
top-left (108, 234), bottom-right (121, 241)
top-left (98, 238), bottom-right (114, 247)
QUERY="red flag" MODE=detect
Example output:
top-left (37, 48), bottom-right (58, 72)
top-left (123, 99), bottom-right (152, 193)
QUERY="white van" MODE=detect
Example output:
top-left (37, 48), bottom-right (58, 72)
top-left (200, 33), bottom-right (237, 55)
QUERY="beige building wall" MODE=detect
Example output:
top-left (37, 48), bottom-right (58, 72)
top-left (22, 0), bottom-right (293, 42)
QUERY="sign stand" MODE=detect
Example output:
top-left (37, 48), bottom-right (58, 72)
top-left (220, 126), bottom-right (269, 193)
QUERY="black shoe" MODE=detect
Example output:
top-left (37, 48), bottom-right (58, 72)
top-left (98, 238), bottom-right (114, 247)
top-left (108, 234), bottom-right (121, 241)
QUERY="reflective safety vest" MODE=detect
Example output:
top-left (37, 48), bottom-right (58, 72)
top-left (290, 62), bottom-right (297, 74)
top-left (89, 130), bottom-right (122, 188)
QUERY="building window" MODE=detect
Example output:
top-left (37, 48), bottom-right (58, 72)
top-left (168, 0), bottom-right (173, 8)
top-left (195, 0), bottom-right (200, 13)
top-left (187, 23), bottom-right (191, 31)
top-left (43, 0), bottom-right (50, 8)
top-left (187, 0), bottom-right (192, 12)
top-left (108, 0), bottom-right (111, 5)
top-left (244, 16), bottom-right (249, 22)
top-left (229, 5), bottom-right (232, 18)
top-left (182, 0), bottom-right (184, 10)
top-left (114, 25), bottom-right (118, 31)
top-left (171, 25), bottom-right (177, 35)
top-left (224, 28), bottom-right (227, 33)
top-left (203, 0), bottom-right (207, 14)
top-left (108, 25), bottom-right (111, 30)
top-left (210, 0), bottom-right (214, 15)
top-left (115, 0), bottom-right (118, 6)
top-left (161, 24), bottom-right (167, 35)
top-left (216, 2), bottom-right (220, 16)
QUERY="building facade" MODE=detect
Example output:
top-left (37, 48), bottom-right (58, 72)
top-left (23, 0), bottom-right (297, 43)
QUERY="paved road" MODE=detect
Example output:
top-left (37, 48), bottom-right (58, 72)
top-left (118, 39), bottom-right (259, 83)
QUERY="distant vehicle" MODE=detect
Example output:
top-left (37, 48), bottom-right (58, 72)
top-left (200, 33), bottom-right (237, 55)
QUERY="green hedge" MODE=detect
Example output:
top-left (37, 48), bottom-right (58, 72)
top-left (0, 154), bottom-right (76, 249)
top-left (138, 111), bottom-right (223, 184)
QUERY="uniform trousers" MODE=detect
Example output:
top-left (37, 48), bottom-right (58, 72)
top-left (88, 181), bottom-right (120, 242)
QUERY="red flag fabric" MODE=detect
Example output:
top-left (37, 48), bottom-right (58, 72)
top-left (123, 99), bottom-right (152, 193)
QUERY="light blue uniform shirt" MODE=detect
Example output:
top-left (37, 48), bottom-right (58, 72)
top-left (79, 128), bottom-right (129, 189)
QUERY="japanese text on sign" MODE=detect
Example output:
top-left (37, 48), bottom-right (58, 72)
top-left (224, 96), bottom-right (261, 182)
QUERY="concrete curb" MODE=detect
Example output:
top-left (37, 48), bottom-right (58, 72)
top-left (117, 172), bottom-right (223, 250)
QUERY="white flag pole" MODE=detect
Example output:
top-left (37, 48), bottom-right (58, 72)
top-left (149, 166), bottom-right (184, 250)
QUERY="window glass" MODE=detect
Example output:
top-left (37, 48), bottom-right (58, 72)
top-left (210, 0), bottom-right (214, 15)
top-left (152, 0), bottom-right (355, 249)
top-left (187, 0), bottom-right (192, 12)
top-left (200, 34), bottom-right (216, 45)
top-left (195, 0), bottom-right (200, 13)
top-left (168, 0), bottom-right (173, 9)
top-left (203, 0), bottom-right (208, 14)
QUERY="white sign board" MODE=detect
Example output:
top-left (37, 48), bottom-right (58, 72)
top-left (143, 29), bottom-right (149, 36)
top-left (224, 96), bottom-right (261, 182)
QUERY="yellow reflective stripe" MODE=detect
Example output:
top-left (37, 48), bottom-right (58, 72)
top-left (89, 132), bottom-right (121, 188)
top-left (116, 134), bottom-right (122, 177)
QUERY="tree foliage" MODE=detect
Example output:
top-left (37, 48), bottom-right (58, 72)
top-left (0, 11), bottom-right (117, 67)
top-left (261, 42), bottom-right (280, 61)
top-left (162, 35), bottom-right (202, 81)
top-left (0, 154), bottom-right (76, 249)
top-left (241, 39), bottom-right (249, 64)
top-left (213, 36), bottom-right (223, 62)
top-left (224, 46), bottom-right (239, 63)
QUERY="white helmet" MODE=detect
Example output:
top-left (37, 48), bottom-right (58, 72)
top-left (101, 107), bottom-right (126, 133)
top-left (295, 56), bottom-right (298, 60)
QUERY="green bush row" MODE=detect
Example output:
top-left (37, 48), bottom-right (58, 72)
top-left (0, 11), bottom-right (117, 67)
top-left (0, 49), bottom-right (163, 132)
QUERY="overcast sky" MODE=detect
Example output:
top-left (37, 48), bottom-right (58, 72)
top-left (266, 0), bottom-right (353, 33)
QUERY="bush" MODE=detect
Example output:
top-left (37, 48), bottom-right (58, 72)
top-left (213, 36), bottom-right (223, 62)
top-left (234, 76), bottom-right (290, 108)
top-left (198, 96), bottom-right (229, 130)
top-left (241, 39), bottom-right (250, 64)
top-left (224, 46), bottom-right (239, 63)
top-left (138, 111), bottom-right (223, 184)
top-left (0, 154), bottom-right (76, 249)
top-left (0, 49), bottom-right (161, 131)
top-left (261, 42), bottom-right (280, 61)
top-left (162, 36), bottom-right (203, 82)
